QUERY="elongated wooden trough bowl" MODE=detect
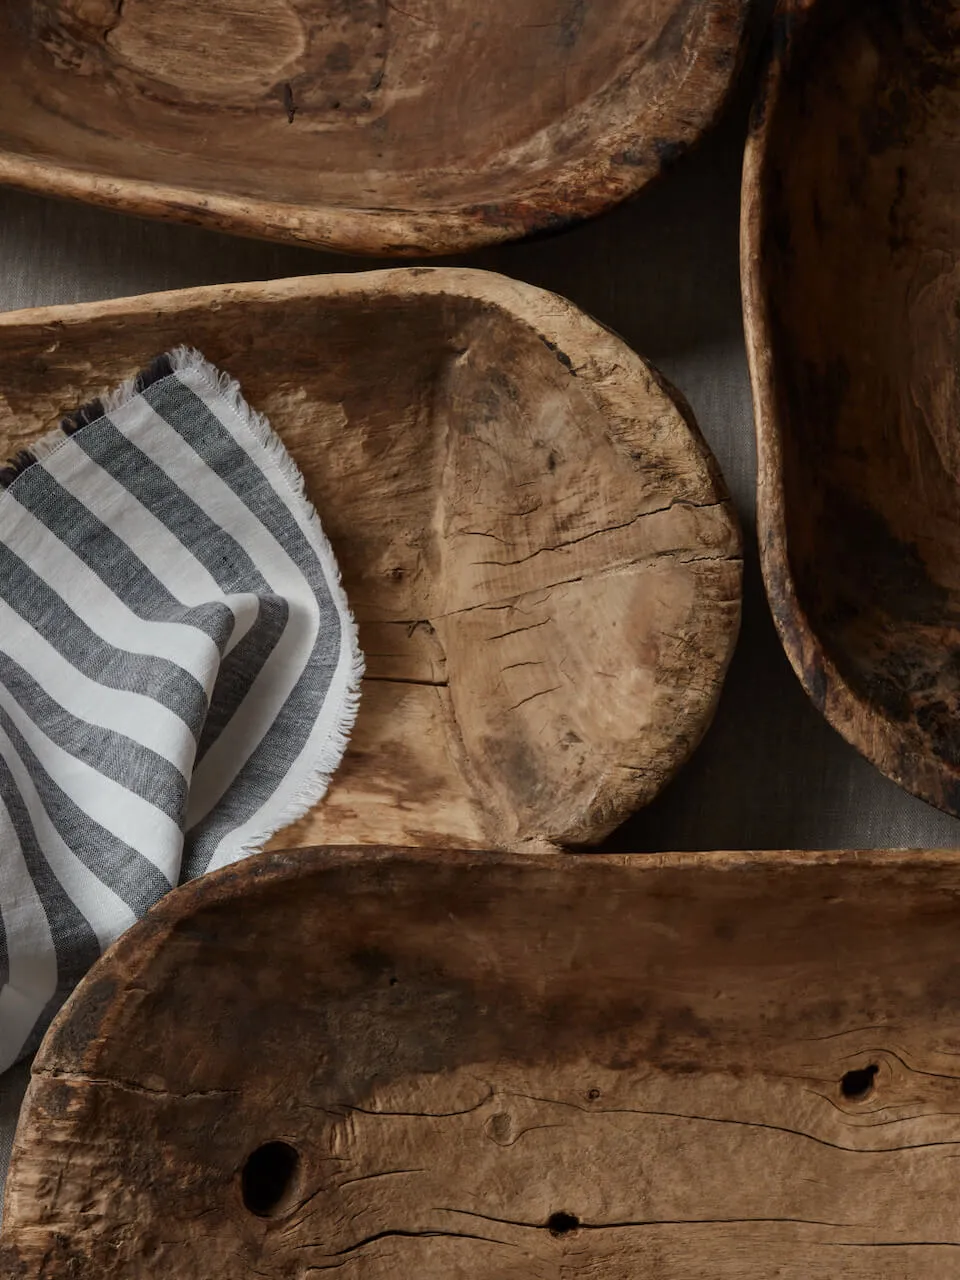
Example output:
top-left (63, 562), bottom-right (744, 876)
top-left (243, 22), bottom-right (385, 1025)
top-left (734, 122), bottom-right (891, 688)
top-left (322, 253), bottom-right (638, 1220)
top-left (0, 1), bottom-right (751, 255)
top-left (0, 269), bottom-right (741, 852)
top-left (743, 0), bottom-right (960, 813)
top-left (4, 845), bottom-right (960, 1278)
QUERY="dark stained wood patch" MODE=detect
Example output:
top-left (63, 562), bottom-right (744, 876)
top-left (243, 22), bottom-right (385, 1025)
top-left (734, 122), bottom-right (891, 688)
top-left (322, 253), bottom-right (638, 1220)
top-left (743, 0), bottom-right (960, 815)
top-left (4, 846), bottom-right (960, 1277)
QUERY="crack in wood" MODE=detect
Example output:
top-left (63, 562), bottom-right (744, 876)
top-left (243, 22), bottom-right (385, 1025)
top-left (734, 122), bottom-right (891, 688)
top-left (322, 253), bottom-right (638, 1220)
top-left (470, 498), bottom-right (729, 569)
top-left (362, 675), bottom-right (448, 688)
top-left (440, 1205), bottom-right (861, 1232)
top-left (40, 1070), bottom-right (237, 1101)
top-left (300, 1226), bottom-right (519, 1263)
top-left (487, 618), bottom-right (551, 641)
top-left (507, 685), bottom-right (562, 712)
top-left (507, 1090), bottom-right (960, 1155)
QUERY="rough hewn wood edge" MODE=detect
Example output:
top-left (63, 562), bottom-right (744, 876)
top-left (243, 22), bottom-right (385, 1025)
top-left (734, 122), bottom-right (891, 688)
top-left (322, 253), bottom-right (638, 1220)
top-left (0, 1), bottom-right (751, 255)
top-left (0, 266), bottom-right (743, 844)
top-left (740, 0), bottom-right (955, 812)
top-left (24, 841), bottom-right (960, 1078)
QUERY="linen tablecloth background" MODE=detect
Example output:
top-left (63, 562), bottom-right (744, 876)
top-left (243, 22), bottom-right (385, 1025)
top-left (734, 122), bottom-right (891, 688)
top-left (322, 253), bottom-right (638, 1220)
top-left (3, 27), bottom-right (960, 1206)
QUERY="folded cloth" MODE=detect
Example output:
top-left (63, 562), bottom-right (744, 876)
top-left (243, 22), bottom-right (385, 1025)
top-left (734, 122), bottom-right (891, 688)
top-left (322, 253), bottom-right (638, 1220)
top-left (0, 348), bottom-right (363, 1071)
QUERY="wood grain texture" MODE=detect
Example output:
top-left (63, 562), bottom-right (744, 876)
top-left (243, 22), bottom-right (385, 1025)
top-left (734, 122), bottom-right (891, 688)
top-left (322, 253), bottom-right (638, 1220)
top-left (0, 0), bottom-right (752, 254)
top-left (742, 0), bottom-right (960, 815)
top-left (4, 845), bottom-right (960, 1277)
top-left (0, 268), bottom-right (742, 852)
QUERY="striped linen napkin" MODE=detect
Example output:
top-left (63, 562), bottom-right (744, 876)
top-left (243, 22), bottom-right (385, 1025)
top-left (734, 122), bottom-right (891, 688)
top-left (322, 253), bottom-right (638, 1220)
top-left (0, 349), bottom-right (363, 1071)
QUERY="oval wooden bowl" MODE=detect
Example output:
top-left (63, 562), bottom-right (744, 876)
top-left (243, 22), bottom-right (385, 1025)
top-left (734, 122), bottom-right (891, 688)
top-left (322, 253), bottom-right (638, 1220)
top-left (0, 1), bottom-right (752, 255)
top-left (743, 0), bottom-right (960, 814)
top-left (5, 845), bottom-right (960, 1278)
top-left (0, 269), bottom-right (741, 852)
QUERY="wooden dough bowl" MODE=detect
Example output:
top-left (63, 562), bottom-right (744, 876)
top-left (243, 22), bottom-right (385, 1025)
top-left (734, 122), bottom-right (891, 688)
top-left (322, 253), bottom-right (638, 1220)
top-left (5, 845), bottom-right (960, 1278)
top-left (0, 269), bottom-right (742, 852)
top-left (0, 1), bottom-right (752, 255)
top-left (742, 0), bottom-right (960, 814)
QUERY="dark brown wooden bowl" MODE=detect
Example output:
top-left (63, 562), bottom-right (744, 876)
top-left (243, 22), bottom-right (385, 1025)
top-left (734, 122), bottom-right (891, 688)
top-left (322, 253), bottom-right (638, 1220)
top-left (0, 1), bottom-right (751, 255)
top-left (4, 845), bottom-right (960, 1278)
top-left (742, 0), bottom-right (960, 814)
top-left (0, 269), bottom-right (742, 853)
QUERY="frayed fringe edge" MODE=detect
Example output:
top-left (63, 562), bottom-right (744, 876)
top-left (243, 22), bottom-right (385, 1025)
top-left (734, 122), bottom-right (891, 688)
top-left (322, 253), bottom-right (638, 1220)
top-left (4, 345), bottom-right (363, 865)
top-left (165, 345), bottom-right (365, 869)
top-left (1, 355), bottom-right (173, 491)
top-left (0, 424), bottom-right (71, 489)
top-left (203, 638), bottom-right (366, 872)
top-left (99, 353), bottom-right (174, 416)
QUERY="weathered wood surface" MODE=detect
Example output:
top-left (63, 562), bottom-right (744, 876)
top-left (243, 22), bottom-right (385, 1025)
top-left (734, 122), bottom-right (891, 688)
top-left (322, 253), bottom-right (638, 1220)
top-left (742, 0), bottom-right (960, 814)
top-left (0, 1), bottom-right (751, 254)
top-left (4, 845), bottom-right (960, 1277)
top-left (0, 269), bottom-right (742, 852)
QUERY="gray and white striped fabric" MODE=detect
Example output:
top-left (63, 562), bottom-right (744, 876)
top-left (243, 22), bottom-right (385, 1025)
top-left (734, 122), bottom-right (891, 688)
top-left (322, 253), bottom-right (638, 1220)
top-left (0, 348), bottom-right (363, 1072)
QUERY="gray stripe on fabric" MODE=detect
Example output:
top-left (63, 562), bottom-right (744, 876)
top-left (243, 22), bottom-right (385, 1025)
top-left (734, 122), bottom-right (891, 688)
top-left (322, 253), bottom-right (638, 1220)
top-left (72, 415), bottom-right (274, 595)
top-left (0, 756), bottom-right (101, 985)
top-left (10, 466), bottom-right (235, 650)
top-left (0, 657), bottom-right (188, 823)
top-left (12, 986), bottom-right (72, 1069)
top-left (73, 413), bottom-right (290, 760)
top-left (0, 875), bottom-right (7, 990)
top-left (0, 544), bottom-right (208, 740)
top-left (196, 595), bottom-right (290, 764)
top-left (12, 997), bottom-right (60, 1066)
top-left (0, 707), bottom-right (173, 915)
top-left (147, 378), bottom-right (342, 600)
top-left (147, 378), bottom-right (343, 877)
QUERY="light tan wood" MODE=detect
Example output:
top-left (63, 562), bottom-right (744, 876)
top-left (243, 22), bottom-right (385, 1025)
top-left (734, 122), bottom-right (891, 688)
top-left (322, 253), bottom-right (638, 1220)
top-left (0, 269), bottom-right (742, 851)
top-left (0, 1), bottom-right (752, 254)
top-left (742, 0), bottom-right (960, 814)
top-left (5, 845), bottom-right (960, 1277)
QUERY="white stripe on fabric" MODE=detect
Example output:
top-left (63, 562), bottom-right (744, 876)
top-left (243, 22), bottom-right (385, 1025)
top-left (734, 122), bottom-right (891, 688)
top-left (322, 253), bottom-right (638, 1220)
top-left (0, 687), bottom-right (183, 877)
top-left (0, 597), bottom-right (195, 772)
top-left (0, 799), bottom-right (57, 1072)
top-left (108, 395), bottom-right (318, 598)
top-left (0, 726), bottom-right (137, 948)
top-left (108, 397), bottom-right (322, 828)
top-left (0, 496), bottom-right (222, 686)
top-left (45, 449), bottom-right (262, 657)
top-left (45, 442), bottom-right (225, 605)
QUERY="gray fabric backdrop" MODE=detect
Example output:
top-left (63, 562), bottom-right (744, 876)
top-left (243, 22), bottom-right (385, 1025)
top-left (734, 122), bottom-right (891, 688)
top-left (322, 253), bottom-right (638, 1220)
top-left (2, 33), bottom-right (959, 1211)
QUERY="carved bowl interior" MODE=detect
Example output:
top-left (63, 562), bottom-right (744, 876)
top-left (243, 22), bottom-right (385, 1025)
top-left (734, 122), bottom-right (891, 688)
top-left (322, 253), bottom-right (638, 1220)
top-left (743, 0), bottom-right (960, 813)
top-left (0, 0), bottom-right (751, 253)
top-left (0, 268), bottom-right (741, 853)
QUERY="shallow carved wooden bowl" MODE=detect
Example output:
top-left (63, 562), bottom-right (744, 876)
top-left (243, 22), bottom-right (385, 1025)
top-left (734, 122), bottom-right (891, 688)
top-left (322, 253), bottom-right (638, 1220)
top-left (0, 269), bottom-right (741, 852)
top-left (4, 845), bottom-right (960, 1277)
top-left (742, 0), bottom-right (960, 813)
top-left (0, 1), bottom-right (752, 254)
